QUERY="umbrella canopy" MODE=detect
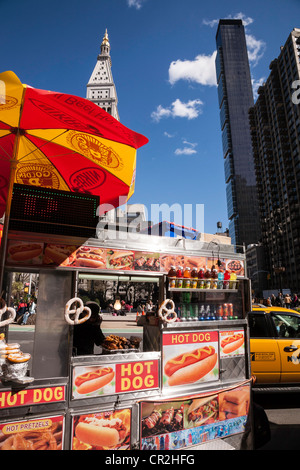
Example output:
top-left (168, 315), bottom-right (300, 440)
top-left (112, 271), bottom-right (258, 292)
top-left (0, 71), bottom-right (148, 218)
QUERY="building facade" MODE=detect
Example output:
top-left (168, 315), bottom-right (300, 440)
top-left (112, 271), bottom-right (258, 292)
top-left (249, 28), bottom-right (300, 292)
top-left (86, 29), bottom-right (119, 120)
top-left (215, 19), bottom-right (261, 248)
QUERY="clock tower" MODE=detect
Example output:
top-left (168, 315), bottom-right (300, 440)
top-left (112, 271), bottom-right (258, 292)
top-left (86, 29), bottom-right (119, 121)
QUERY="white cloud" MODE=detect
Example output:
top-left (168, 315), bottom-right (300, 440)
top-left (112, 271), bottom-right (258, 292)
top-left (168, 51), bottom-right (217, 86)
top-left (246, 34), bottom-right (266, 66)
top-left (252, 77), bottom-right (265, 100)
top-left (127, 0), bottom-right (146, 9)
top-left (164, 131), bottom-right (175, 138)
top-left (202, 12), bottom-right (254, 28)
top-left (202, 12), bottom-right (265, 66)
top-left (175, 147), bottom-right (197, 155)
top-left (175, 140), bottom-right (198, 156)
top-left (151, 99), bottom-right (204, 122)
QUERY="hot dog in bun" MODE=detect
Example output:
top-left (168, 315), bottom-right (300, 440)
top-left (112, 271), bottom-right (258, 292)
top-left (221, 333), bottom-right (244, 354)
top-left (75, 246), bottom-right (106, 268)
top-left (74, 367), bottom-right (114, 394)
top-left (8, 243), bottom-right (43, 261)
top-left (75, 415), bottom-right (127, 448)
top-left (164, 346), bottom-right (218, 386)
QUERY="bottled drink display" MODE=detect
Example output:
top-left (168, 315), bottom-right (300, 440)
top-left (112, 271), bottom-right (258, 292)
top-left (168, 267), bottom-right (238, 290)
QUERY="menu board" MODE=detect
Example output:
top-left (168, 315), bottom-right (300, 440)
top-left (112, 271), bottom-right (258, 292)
top-left (6, 239), bottom-right (245, 276)
top-left (140, 383), bottom-right (251, 450)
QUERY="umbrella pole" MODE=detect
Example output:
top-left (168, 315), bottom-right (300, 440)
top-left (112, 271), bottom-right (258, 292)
top-left (0, 135), bottom-right (21, 297)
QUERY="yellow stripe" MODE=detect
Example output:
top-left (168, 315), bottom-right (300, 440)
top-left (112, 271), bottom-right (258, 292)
top-left (27, 129), bottom-right (136, 186)
top-left (0, 71), bottom-right (25, 127)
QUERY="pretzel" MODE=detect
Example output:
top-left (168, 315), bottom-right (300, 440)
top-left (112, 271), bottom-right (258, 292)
top-left (7, 352), bottom-right (31, 363)
top-left (158, 299), bottom-right (177, 323)
top-left (64, 297), bottom-right (91, 325)
top-left (0, 299), bottom-right (16, 327)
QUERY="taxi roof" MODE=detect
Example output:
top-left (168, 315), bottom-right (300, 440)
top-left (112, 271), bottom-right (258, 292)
top-left (252, 305), bottom-right (300, 315)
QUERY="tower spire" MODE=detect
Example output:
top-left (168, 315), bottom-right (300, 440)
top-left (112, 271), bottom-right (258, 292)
top-left (86, 29), bottom-right (119, 121)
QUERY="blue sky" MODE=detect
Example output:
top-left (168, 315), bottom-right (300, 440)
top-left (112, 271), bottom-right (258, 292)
top-left (1, 0), bottom-right (300, 236)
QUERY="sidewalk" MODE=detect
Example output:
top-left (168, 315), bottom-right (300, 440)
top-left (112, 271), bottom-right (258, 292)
top-left (101, 312), bottom-right (137, 322)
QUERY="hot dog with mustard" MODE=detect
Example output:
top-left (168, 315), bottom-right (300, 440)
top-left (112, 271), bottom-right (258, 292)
top-left (164, 346), bottom-right (218, 386)
top-left (75, 367), bottom-right (114, 394)
top-left (221, 333), bottom-right (244, 354)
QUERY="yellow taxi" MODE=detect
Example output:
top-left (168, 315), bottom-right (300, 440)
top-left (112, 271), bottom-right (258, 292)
top-left (248, 305), bottom-right (300, 384)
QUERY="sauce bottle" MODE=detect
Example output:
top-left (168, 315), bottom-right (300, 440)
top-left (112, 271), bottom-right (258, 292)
top-left (168, 265), bottom-right (176, 288)
top-left (211, 268), bottom-right (218, 289)
top-left (204, 268), bottom-right (211, 289)
top-left (176, 266), bottom-right (183, 288)
top-left (191, 267), bottom-right (198, 288)
top-left (183, 267), bottom-right (191, 288)
top-left (197, 268), bottom-right (205, 289)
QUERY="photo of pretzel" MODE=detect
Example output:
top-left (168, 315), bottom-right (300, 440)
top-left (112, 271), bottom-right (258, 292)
top-left (158, 299), bottom-right (177, 323)
top-left (0, 299), bottom-right (16, 327)
top-left (64, 297), bottom-right (91, 325)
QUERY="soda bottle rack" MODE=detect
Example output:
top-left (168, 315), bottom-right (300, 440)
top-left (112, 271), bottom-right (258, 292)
top-left (168, 287), bottom-right (239, 293)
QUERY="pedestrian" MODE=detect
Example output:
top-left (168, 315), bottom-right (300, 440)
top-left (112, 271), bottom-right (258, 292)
top-left (271, 294), bottom-right (276, 306)
top-left (16, 298), bottom-right (28, 321)
top-left (276, 292), bottom-right (284, 307)
top-left (73, 302), bottom-right (105, 355)
top-left (266, 297), bottom-right (272, 307)
top-left (21, 297), bottom-right (36, 325)
top-left (285, 293), bottom-right (292, 309)
top-left (292, 293), bottom-right (298, 308)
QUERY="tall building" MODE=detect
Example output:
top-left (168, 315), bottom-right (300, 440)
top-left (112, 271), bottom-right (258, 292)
top-left (249, 28), bottom-right (300, 292)
top-left (215, 19), bottom-right (261, 248)
top-left (86, 29), bottom-right (119, 120)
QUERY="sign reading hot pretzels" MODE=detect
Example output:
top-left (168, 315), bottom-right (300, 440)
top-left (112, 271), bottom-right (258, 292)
top-left (64, 297), bottom-right (91, 325)
top-left (0, 299), bottom-right (16, 327)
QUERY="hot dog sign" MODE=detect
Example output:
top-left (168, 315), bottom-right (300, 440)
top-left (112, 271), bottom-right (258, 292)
top-left (72, 359), bottom-right (159, 399)
top-left (162, 331), bottom-right (219, 390)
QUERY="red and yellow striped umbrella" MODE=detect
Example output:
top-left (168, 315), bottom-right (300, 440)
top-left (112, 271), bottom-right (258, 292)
top-left (0, 71), bottom-right (148, 218)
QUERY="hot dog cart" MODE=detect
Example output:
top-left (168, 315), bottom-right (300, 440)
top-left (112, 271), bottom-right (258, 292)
top-left (0, 219), bottom-right (253, 451)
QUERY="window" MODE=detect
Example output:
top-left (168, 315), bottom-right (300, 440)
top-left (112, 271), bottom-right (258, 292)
top-left (272, 312), bottom-right (300, 338)
top-left (248, 313), bottom-right (270, 337)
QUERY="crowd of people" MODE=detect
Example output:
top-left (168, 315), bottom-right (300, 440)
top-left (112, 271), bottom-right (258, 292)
top-left (253, 292), bottom-right (299, 309)
top-left (15, 297), bottom-right (37, 324)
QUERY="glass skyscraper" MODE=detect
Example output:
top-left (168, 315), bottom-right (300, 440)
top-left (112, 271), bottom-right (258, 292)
top-left (216, 19), bottom-right (261, 248)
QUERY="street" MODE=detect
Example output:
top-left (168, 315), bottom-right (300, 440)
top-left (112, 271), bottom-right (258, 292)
top-left (253, 390), bottom-right (300, 450)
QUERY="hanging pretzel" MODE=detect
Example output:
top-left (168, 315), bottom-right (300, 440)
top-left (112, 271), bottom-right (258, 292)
top-left (158, 299), bottom-right (177, 323)
top-left (64, 297), bottom-right (91, 325)
top-left (0, 299), bottom-right (16, 327)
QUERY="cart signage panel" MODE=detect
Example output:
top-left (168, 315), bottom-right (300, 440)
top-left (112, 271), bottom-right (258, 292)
top-left (0, 415), bottom-right (64, 450)
top-left (140, 382), bottom-right (251, 450)
top-left (72, 359), bottom-right (159, 399)
top-left (162, 330), bottom-right (219, 391)
top-left (0, 386), bottom-right (66, 409)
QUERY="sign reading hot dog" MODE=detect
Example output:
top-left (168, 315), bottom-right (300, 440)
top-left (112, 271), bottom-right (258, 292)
top-left (72, 359), bottom-right (159, 399)
top-left (162, 331), bottom-right (219, 389)
top-left (0, 386), bottom-right (65, 409)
